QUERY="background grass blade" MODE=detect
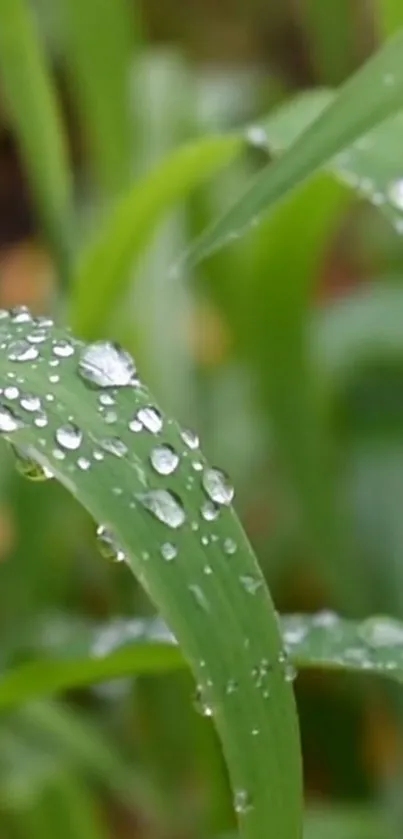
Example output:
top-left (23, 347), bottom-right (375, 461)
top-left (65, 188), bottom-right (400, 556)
top-left (60, 0), bottom-right (137, 200)
top-left (0, 311), bottom-right (303, 839)
top-left (183, 29), bottom-right (403, 266)
top-left (70, 135), bottom-right (242, 339)
top-left (0, 0), bottom-right (72, 279)
top-left (378, 0), bottom-right (403, 38)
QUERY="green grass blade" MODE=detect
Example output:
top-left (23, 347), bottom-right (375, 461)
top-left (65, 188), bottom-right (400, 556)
top-left (0, 0), bottom-right (72, 278)
top-left (70, 135), bottom-right (242, 339)
top-left (303, 0), bottom-right (355, 84)
top-left (183, 30), bottom-right (403, 266)
top-left (61, 0), bottom-right (136, 199)
top-left (378, 0), bottom-right (403, 38)
top-left (0, 310), bottom-right (303, 839)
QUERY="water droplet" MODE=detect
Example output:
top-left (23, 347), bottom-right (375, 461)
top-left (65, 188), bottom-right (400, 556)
top-left (245, 124), bottom-right (267, 150)
top-left (12, 445), bottom-right (53, 481)
top-left (226, 679), bottom-right (238, 694)
top-left (192, 460), bottom-right (203, 472)
top-left (160, 542), bottom-right (177, 561)
top-left (10, 305), bottom-right (32, 324)
top-left (240, 574), bottom-right (263, 595)
top-left (27, 330), bottom-right (47, 344)
top-left (201, 500), bottom-right (219, 521)
top-left (78, 341), bottom-right (136, 387)
top-left (311, 610), bottom-right (339, 628)
top-left (35, 315), bottom-right (53, 328)
top-left (101, 437), bottom-right (128, 458)
top-left (96, 525), bottom-right (126, 562)
top-left (189, 584), bottom-right (209, 610)
top-left (181, 428), bottom-right (199, 449)
top-left (203, 564), bottom-right (213, 575)
top-left (150, 444), bottom-right (179, 476)
top-left (104, 410), bottom-right (117, 424)
top-left (202, 467), bottom-right (234, 505)
top-left (0, 405), bottom-right (22, 432)
top-left (137, 406), bottom-right (163, 433)
top-left (223, 537), bottom-right (237, 555)
top-left (55, 423), bottom-right (83, 451)
top-left (194, 685), bottom-right (213, 717)
top-left (34, 413), bottom-right (48, 428)
top-left (138, 489), bottom-right (185, 528)
top-left (4, 386), bottom-right (19, 400)
top-left (284, 662), bottom-right (297, 682)
top-left (359, 616), bottom-right (403, 648)
top-left (388, 178), bottom-right (403, 211)
top-left (8, 341), bottom-right (39, 362)
top-left (99, 393), bottom-right (115, 407)
top-left (234, 789), bottom-right (253, 815)
top-left (53, 448), bottom-right (65, 461)
top-left (49, 374), bottom-right (60, 384)
top-left (93, 450), bottom-right (104, 461)
top-left (77, 457), bottom-right (91, 471)
top-left (20, 394), bottom-right (41, 412)
top-left (128, 417), bottom-right (142, 432)
top-left (52, 339), bottom-right (75, 358)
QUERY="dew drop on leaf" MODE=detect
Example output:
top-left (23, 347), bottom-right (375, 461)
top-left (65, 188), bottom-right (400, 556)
top-left (180, 428), bottom-right (199, 449)
top-left (160, 542), bottom-right (177, 561)
top-left (234, 789), bottom-right (253, 815)
top-left (128, 417), bottom-right (142, 432)
top-left (223, 537), bottom-right (237, 555)
top-left (101, 437), bottom-right (128, 458)
top-left (52, 339), bottom-right (75, 358)
top-left (12, 445), bottom-right (53, 481)
top-left (150, 444), bottom-right (179, 476)
top-left (388, 178), bottom-right (403, 211)
top-left (96, 525), bottom-right (126, 562)
top-left (55, 423), bottom-right (83, 451)
top-left (78, 341), bottom-right (136, 387)
top-left (0, 404), bottom-right (23, 433)
top-left (77, 457), bottom-right (91, 471)
top-left (10, 305), bottom-right (32, 324)
top-left (201, 500), bottom-right (219, 521)
top-left (99, 393), bottom-right (115, 407)
top-left (240, 574), bottom-right (263, 595)
top-left (20, 394), bottom-right (41, 412)
top-left (8, 340), bottom-right (39, 362)
top-left (202, 467), bottom-right (234, 505)
top-left (193, 685), bottom-right (213, 717)
top-left (137, 406), bottom-right (163, 433)
top-left (4, 386), bottom-right (19, 400)
top-left (138, 489), bottom-right (185, 529)
top-left (359, 616), bottom-right (403, 648)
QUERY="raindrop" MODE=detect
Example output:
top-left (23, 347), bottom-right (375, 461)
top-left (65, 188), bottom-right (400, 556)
top-left (201, 500), bottom-right (219, 521)
top-left (12, 445), bottom-right (53, 481)
top-left (388, 178), bottom-right (403, 211)
top-left (93, 450), bottom-right (104, 461)
top-left (180, 428), bottom-right (199, 449)
top-left (234, 789), bottom-right (253, 815)
top-left (0, 405), bottom-right (22, 433)
top-left (137, 406), bottom-right (163, 433)
top-left (194, 685), bottom-right (213, 717)
top-left (99, 393), bottom-right (115, 407)
top-left (49, 374), bottom-right (60, 384)
top-left (55, 423), bottom-right (83, 451)
top-left (150, 444), bottom-right (179, 476)
top-left (359, 616), bottom-right (403, 648)
top-left (128, 417), bottom-right (142, 432)
top-left (96, 525), bottom-right (126, 562)
top-left (223, 537), bottom-right (237, 555)
top-left (11, 305), bottom-right (32, 324)
top-left (20, 394), bottom-right (41, 412)
top-left (8, 341), bottom-right (39, 362)
top-left (27, 330), bottom-right (47, 344)
top-left (34, 413), bottom-right (48, 428)
top-left (4, 386), bottom-right (19, 400)
top-left (52, 340), bottom-right (75, 358)
top-left (202, 467), bottom-right (234, 505)
top-left (240, 574), bottom-right (263, 595)
top-left (139, 489), bottom-right (185, 529)
top-left (160, 542), bottom-right (177, 561)
top-left (77, 457), bottom-right (91, 471)
top-left (78, 341), bottom-right (136, 387)
top-left (192, 460), bottom-right (203, 472)
top-left (101, 437), bottom-right (128, 458)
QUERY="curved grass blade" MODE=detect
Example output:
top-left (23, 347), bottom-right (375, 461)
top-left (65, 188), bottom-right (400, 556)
top-left (70, 135), bottom-right (242, 339)
top-left (183, 29), bottom-right (403, 266)
top-left (0, 309), bottom-right (302, 839)
top-left (60, 0), bottom-right (136, 199)
top-left (0, 0), bottom-right (72, 279)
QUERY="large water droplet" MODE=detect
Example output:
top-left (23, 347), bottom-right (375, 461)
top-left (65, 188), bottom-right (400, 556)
top-left (160, 542), bottom-right (177, 561)
top-left (11, 305), bottom-right (32, 324)
top-left (20, 394), bottom-right (41, 412)
top-left (8, 341), bottom-right (39, 362)
top-left (4, 386), bottom-right (19, 400)
top-left (27, 330), bottom-right (47, 344)
top-left (388, 179), bottom-right (403, 211)
top-left (202, 467), bottom-right (234, 505)
top-left (234, 789), bottom-right (253, 815)
top-left (101, 437), bottom-right (128, 458)
top-left (96, 525), bottom-right (126, 562)
top-left (180, 428), bottom-right (199, 449)
top-left (0, 405), bottom-right (23, 433)
top-left (55, 423), bottom-right (83, 451)
top-left (137, 406), bottom-right (163, 433)
top-left (78, 341), bottom-right (136, 387)
top-left (52, 339), bottom-right (75, 358)
top-left (150, 444), bottom-right (179, 476)
top-left (138, 489), bottom-right (185, 528)
top-left (359, 616), bottom-right (403, 648)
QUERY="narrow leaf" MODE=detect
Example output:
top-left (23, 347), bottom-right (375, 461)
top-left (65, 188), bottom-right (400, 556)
top-left (0, 309), bottom-right (302, 839)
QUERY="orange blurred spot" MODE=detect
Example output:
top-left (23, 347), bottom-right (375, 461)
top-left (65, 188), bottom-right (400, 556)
top-left (0, 240), bottom-right (54, 311)
top-left (187, 299), bottom-right (231, 367)
top-left (364, 699), bottom-right (400, 778)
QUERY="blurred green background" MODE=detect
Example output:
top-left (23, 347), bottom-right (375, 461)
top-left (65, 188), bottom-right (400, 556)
top-left (1, 0), bottom-right (403, 837)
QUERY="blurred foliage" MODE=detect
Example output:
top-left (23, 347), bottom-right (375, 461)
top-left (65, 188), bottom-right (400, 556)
top-left (1, 0), bottom-right (403, 837)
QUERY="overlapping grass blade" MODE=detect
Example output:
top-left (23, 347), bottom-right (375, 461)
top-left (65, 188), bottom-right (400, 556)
top-left (183, 29), bottom-right (403, 266)
top-left (71, 136), bottom-right (241, 339)
top-left (0, 0), bottom-right (72, 278)
top-left (0, 311), bottom-right (302, 839)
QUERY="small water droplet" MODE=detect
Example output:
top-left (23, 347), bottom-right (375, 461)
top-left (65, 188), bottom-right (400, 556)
top-left (34, 413), bottom-right (48, 428)
top-left (189, 584), bottom-right (209, 610)
top-left (4, 386), bottom-right (19, 400)
top-left (128, 417), bottom-right (142, 432)
top-left (99, 393), bottom-right (115, 407)
top-left (201, 500), bottom-right (219, 521)
top-left (53, 448), bottom-right (65, 461)
top-left (11, 305), bottom-right (32, 324)
top-left (181, 428), bottom-right (199, 449)
top-left (226, 679), bottom-right (238, 694)
top-left (55, 423), bottom-right (83, 451)
top-left (202, 467), bottom-right (234, 505)
top-left (223, 537), bottom-right (237, 555)
top-left (388, 178), bottom-right (403, 211)
top-left (201, 534), bottom-right (209, 546)
top-left (160, 542), bottom-right (177, 561)
top-left (27, 330), bottom-right (47, 344)
top-left (104, 410), bottom-right (118, 424)
top-left (79, 341), bottom-right (136, 387)
top-left (284, 662), bottom-right (297, 682)
top-left (96, 525), bottom-right (126, 562)
top-left (203, 564), bottom-right (213, 575)
top-left (194, 685), bottom-right (213, 717)
top-left (150, 444), bottom-right (179, 476)
top-left (52, 339), bottom-right (75, 358)
top-left (234, 789), bottom-right (253, 815)
top-left (8, 341), bottom-right (39, 362)
top-left (20, 394), bottom-right (41, 412)
top-left (137, 406), bottom-right (163, 433)
top-left (93, 450), bottom-right (104, 461)
top-left (12, 445), bottom-right (53, 481)
top-left (49, 374), bottom-right (60, 384)
top-left (101, 437), bottom-right (128, 458)
top-left (138, 489), bottom-right (185, 528)
top-left (192, 460), bottom-right (203, 472)
top-left (240, 574), bottom-right (263, 595)
top-left (77, 457), bottom-right (91, 471)
top-left (0, 404), bottom-right (23, 432)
